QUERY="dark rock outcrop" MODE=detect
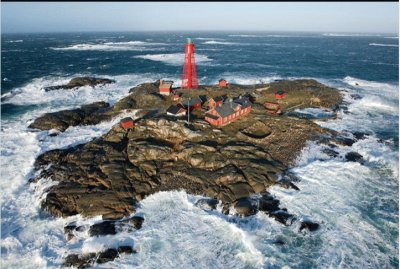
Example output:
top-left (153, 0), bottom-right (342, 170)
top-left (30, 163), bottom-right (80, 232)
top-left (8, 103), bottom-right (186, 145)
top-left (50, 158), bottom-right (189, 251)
top-left (28, 101), bottom-right (112, 132)
top-left (63, 246), bottom-right (134, 268)
top-left (196, 198), bottom-right (219, 211)
top-left (322, 148), bottom-right (339, 158)
top-left (44, 77), bottom-right (115, 92)
top-left (299, 220), bottom-right (320, 232)
top-left (234, 197), bottom-right (258, 216)
top-left (345, 152), bottom-right (364, 163)
top-left (352, 131), bottom-right (370, 140)
top-left (89, 221), bottom-right (117, 237)
top-left (336, 136), bottom-right (356, 147)
top-left (64, 216), bottom-right (144, 242)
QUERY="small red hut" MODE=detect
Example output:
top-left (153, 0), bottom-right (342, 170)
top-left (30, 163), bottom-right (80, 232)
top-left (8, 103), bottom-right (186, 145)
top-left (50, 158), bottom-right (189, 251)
top-left (120, 117), bottom-right (135, 130)
top-left (159, 80), bottom-right (173, 95)
top-left (218, 79), bottom-right (228, 87)
top-left (275, 90), bottom-right (286, 99)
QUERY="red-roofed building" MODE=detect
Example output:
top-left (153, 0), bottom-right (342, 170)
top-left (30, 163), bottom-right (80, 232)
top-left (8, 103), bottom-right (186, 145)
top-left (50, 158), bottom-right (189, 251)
top-left (207, 96), bottom-right (225, 109)
top-left (120, 117), bottom-right (135, 130)
top-left (159, 80), bottom-right (173, 95)
top-left (218, 79), bottom-right (228, 87)
top-left (275, 90), bottom-right (286, 99)
top-left (205, 97), bottom-right (252, 126)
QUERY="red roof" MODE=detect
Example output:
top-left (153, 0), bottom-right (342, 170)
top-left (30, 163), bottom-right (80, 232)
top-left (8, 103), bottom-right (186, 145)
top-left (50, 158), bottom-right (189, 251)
top-left (120, 117), bottom-right (135, 129)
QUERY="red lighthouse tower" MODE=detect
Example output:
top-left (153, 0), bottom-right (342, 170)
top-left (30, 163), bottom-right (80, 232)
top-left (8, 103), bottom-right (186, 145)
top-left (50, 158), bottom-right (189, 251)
top-left (181, 38), bottom-right (198, 89)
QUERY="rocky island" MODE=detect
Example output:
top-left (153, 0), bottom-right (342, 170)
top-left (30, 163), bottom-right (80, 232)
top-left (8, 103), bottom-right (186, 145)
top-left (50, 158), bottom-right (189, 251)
top-left (28, 77), bottom-right (366, 268)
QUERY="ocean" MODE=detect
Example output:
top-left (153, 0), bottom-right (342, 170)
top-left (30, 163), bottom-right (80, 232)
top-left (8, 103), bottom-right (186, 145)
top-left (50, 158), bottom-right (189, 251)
top-left (1, 31), bottom-right (399, 268)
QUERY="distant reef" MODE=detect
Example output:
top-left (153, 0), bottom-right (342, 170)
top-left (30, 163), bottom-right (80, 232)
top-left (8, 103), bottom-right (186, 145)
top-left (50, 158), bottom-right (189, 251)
top-left (43, 76), bottom-right (115, 92)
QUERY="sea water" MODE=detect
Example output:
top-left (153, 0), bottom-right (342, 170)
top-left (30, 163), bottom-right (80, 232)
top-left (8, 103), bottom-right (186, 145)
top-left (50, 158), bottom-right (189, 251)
top-left (1, 31), bottom-right (398, 268)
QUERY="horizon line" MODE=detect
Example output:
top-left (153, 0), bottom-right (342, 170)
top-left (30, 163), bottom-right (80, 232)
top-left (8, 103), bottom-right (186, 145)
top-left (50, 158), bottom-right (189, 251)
top-left (2, 29), bottom-right (398, 35)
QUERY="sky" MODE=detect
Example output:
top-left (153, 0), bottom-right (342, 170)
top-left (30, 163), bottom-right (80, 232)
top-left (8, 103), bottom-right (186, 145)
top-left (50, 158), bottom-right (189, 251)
top-left (1, 2), bottom-right (399, 34)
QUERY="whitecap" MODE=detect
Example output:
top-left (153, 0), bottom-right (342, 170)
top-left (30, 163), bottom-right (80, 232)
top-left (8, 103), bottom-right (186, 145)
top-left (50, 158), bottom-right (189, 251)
top-left (204, 40), bottom-right (237, 45)
top-left (107, 191), bottom-right (266, 269)
top-left (195, 37), bottom-right (225, 40)
top-left (342, 76), bottom-right (398, 93)
top-left (2, 73), bottom-right (164, 106)
top-left (134, 53), bottom-right (212, 66)
top-left (228, 34), bottom-right (260, 37)
top-left (50, 41), bottom-right (166, 51)
top-left (369, 43), bottom-right (398, 47)
top-left (293, 107), bottom-right (336, 119)
top-left (5, 40), bottom-right (23, 43)
top-left (322, 33), bottom-right (382, 37)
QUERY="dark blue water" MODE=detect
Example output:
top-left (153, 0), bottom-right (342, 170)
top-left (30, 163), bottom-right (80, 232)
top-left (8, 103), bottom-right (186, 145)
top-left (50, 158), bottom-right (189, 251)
top-left (2, 31), bottom-right (398, 95)
top-left (1, 31), bottom-right (398, 269)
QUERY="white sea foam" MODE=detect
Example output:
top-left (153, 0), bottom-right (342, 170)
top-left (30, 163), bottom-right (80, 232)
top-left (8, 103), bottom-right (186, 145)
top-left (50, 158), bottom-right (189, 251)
top-left (134, 53), bottom-right (213, 66)
top-left (315, 77), bottom-right (399, 138)
top-left (0, 107), bottom-right (140, 268)
top-left (229, 34), bottom-right (260, 37)
top-left (268, 157), bottom-right (398, 268)
top-left (293, 107), bottom-right (335, 118)
top-left (343, 76), bottom-right (398, 93)
top-left (2, 73), bottom-right (163, 106)
top-left (322, 33), bottom-right (382, 37)
top-left (229, 34), bottom-right (303, 38)
top-left (204, 40), bottom-right (237, 45)
top-left (51, 41), bottom-right (166, 51)
top-left (369, 43), bottom-right (399, 47)
top-left (5, 40), bottom-right (23, 43)
top-left (106, 191), bottom-right (267, 269)
top-left (195, 37), bottom-right (225, 40)
top-left (383, 36), bottom-right (399, 39)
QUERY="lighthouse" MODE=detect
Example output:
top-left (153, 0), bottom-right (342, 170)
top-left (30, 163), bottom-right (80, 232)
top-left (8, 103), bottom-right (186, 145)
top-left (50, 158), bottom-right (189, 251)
top-left (181, 38), bottom-right (198, 89)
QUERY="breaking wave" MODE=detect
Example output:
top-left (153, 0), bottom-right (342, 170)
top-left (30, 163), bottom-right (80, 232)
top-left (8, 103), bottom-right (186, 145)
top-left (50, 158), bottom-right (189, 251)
top-left (1, 73), bottom-right (164, 107)
top-left (369, 43), bottom-right (399, 47)
top-left (204, 40), bottom-right (237, 45)
top-left (5, 40), bottom-right (24, 43)
top-left (228, 34), bottom-right (260, 37)
top-left (134, 53), bottom-right (213, 66)
top-left (195, 37), bottom-right (225, 40)
top-left (293, 108), bottom-right (335, 119)
top-left (108, 191), bottom-right (266, 269)
top-left (342, 76), bottom-right (399, 93)
top-left (322, 33), bottom-right (382, 37)
top-left (50, 41), bottom-right (166, 51)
